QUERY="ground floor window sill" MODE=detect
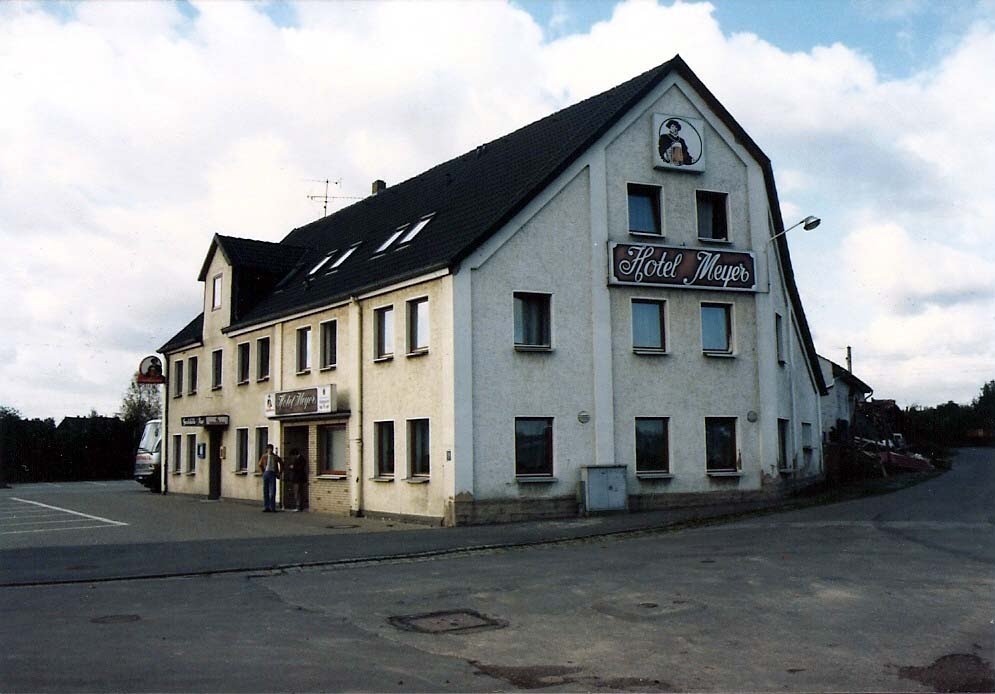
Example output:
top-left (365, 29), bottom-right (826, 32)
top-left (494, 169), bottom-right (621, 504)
top-left (316, 474), bottom-right (347, 480)
top-left (516, 476), bottom-right (557, 484)
top-left (234, 470), bottom-right (248, 476)
top-left (185, 471), bottom-right (196, 476)
top-left (707, 470), bottom-right (742, 478)
top-left (637, 472), bottom-right (673, 479)
top-left (778, 468), bottom-right (795, 475)
top-left (370, 476), bottom-right (395, 483)
top-left (404, 477), bottom-right (430, 484)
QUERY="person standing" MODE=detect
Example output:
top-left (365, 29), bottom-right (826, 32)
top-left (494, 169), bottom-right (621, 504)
top-left (258, 443), bottom-right (282, 512)
top-left (288, 448), bottom-right (308, 512)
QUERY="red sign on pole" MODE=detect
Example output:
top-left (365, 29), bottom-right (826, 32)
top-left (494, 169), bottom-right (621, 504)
top-left (136, 355), bottom-right (166, 384)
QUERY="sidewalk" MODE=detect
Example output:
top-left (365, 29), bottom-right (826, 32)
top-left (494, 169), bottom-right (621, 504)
top-left (0, 471), bottom-right (939, 587)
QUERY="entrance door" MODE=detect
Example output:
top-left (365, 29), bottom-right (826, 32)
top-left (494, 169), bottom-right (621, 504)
top-left (208, 430), bottom-right (222, 500)
top-left (282, 426), bottom-right (309, 510)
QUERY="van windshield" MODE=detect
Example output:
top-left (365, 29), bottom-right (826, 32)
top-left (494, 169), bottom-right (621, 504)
top-left (137, 421), bottom-right (162, 453)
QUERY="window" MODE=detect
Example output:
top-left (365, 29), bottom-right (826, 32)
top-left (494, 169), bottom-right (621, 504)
top-left (329, 245), bottom-right (357, 269)
top-left (211, 274), bottom-right (222, 310)
top-left (398, 215), bottom-right (433, 245)
top-left (515, 417), bottom-right (553, 477)
top-left (317, 426), bottom-right (346, 476)
top-left (236, 428), bottom-right (249, 473)
top-left (705, 417), bottom-right (737, 472)
top-left (255, 427), bottom-right (269, 471)
top-left (632, 299), bottom-right (666, 352)
top-left (407, 298), bottom-right (429, 354)
top-left (375, 227), bottom-right (406, 254)
top-left (320, 321), bottom-right (337, 369)
top-left (778, 418), bottom-right (790, 470)
top-left (802, 422), bottom-right (814, 469)
top-left (696, 190), bottom-right (729, 241)
top-left (408, 419), bottom-right (430, 477)
top-left (513, 292), bottom-right (551, 349)
top-left (375, 421), bottom-right (395, 478)
top-left (257, 337), bottom-right (270, 380)
top-left (172, 434), bottom-right (182, 473)
top-left (635, 417), bottom-right (670, 473)
top-left (701, 303), bottom-right (733, 354)
top-left (309, 253), bottom-right (333, 276)
top-left (627, 183), bottom-right (662, 235)
top-left (296, 326), bottom-right (312, 373)
top-left (775, 313), bottom-right (786, 364)
top-left (375, 306), bottom-right (394, 359)
top-left (237, 342), bottom-right (250, 384)
top-left (186, 433), bottom-right (196, 473)
top-left (173, 360), bottom-right (184, 398)
top-left (188, 356), bottom-right (198, 394)
top-left (211, 349), bottom-right (223, 389)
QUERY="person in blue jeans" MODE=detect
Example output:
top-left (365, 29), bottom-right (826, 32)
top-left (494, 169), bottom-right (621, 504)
top-left (257, 444), bottom-right (283, 512)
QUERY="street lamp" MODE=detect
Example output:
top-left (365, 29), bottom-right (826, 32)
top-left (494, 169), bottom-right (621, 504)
top-left (768, 215), bottom-right (820, 245)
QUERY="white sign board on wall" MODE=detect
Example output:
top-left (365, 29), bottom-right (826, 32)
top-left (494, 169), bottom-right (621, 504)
top-left (652, 114), bottom-right (705, 173)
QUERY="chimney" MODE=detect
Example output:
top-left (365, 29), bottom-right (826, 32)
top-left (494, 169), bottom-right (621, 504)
top-left (371, 179), bottom-right (387, 195)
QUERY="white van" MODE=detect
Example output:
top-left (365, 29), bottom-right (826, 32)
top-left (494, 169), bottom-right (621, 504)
top-left (134, 419), bottom-right (162, 491)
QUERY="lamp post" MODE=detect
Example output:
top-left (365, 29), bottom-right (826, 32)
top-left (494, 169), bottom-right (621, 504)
top-left (765, 215), bottom-right (820, 292)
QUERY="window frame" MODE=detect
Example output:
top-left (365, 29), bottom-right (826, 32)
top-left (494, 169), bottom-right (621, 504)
top-left (172, 359), bottom-right (184, 399)
top-left (235, 427), bottom-right (249, 473)
top-left (171, 434), bottom-right (182, 473)
top-left (631, 298), bottom-right (668, 354)
top-left (256, 337), bottom-right (270, 381)
top-left (634, 417), bottom-right (671, 475)
top-left (374, 420), bottom-right (395, 479)
top-left (626, 182), bottom-right (664, 237)
top-left (211, 273), bottom-right (223, 311)
top-left (704, 416), bottom-right (739, 474)
top-left (186, 433), bottom-right (196, 473)
top-left (296, 325), bottom-right (312, 374)
top-left (406, 297), bottom-right (430, 355)
top-left (701, 302), bottom-right (734, 356)
top-left (319, 319), bottom-right (337, 370)
top-left (187, 356), bottom-right (198, 395)
top-left (514, 416), bottom-right (554, 478)
top-left (695, 189), bottom-right (730, 243)
top-left (374, 305), bottom-right (394, 361)
top-left (255, 427), bottom-right (269, 473)
top-left (775, 312), bottom-right (786, 365)
top-left (317, 425), bottom-right (346, 477)
top-left (513, 291), bottom-right (552, 351)
top-left (211, 349), bottom-right (223, 390)
top-left (407, 418), bottom-right (431, 478)
top-left (237, 341), bottom-right (250, 385)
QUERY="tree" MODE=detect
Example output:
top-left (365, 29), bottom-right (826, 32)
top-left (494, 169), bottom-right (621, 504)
top-left (120, 378), bottom-right (162, 448)
top-left (0, 404), bottom-right (20, 488)
top-left (973, 380), bottom-right (995, 427)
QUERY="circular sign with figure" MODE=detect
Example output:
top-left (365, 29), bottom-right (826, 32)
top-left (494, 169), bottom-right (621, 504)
top-left (136, 355), bottom-right (166, 384)
top-left (653, 114), bottom-right (705, 172)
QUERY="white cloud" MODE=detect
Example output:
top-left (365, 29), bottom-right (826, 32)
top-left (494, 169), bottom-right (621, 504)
top-left (1, 0), bottom-right (993, 416)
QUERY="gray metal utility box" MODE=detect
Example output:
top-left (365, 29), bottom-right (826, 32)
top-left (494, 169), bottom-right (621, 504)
top-left (580, 465), bottom-right (628, 514)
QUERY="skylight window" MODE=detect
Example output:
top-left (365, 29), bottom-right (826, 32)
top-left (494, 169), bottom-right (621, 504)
top-left (309, 253), bottom-right (334, 276)
top-left (375, 227), bottom-right (407, 254)
top-left (329, 245), bottom-right (358, 269)
top-left (398, 214), bottom-right (434, 245)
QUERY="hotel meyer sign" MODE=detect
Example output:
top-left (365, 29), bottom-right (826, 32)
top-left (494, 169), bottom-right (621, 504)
top-left (609, 242), bottom-right (757, 292)
top-left (265, 385), bottom-right (337, 418)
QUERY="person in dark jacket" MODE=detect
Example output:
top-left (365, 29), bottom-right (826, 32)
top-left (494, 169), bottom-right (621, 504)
top-left (288, 448), bottom-right (308, 512)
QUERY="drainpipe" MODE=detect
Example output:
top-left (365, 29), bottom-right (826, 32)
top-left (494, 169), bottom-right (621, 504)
top-left (349, 296), bottom-right (364, 516)
top-left (160, 358), bottom-right (168, 495)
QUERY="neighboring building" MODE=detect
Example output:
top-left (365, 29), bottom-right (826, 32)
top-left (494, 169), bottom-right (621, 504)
top-left (818, 356), bottom-right (873, 442)
top-left (159, 55), bottom-right (828, 525)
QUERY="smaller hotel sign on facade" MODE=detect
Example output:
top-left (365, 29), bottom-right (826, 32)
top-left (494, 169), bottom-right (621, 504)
top-left (265, 385), bottom-right (337, 419)
top-left (181, 415), bottom-right (230, 427)
top-left (610, 243), bottom-right (757, 292)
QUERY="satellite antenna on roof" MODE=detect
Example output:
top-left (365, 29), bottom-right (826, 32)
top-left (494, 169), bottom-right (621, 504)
top-left (306, 178), bottom-right (364, 217)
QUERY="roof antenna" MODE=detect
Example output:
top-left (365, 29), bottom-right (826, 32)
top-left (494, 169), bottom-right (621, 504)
top-left (306, 178), bottom-right (364, 217)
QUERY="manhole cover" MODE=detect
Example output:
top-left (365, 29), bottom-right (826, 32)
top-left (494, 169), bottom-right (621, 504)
top-left (326, 524), bottom-right (360, 530)
top-left (90, 614), bottom-right (141, 624)
top-left (388, 609), bottom-right (507, 634)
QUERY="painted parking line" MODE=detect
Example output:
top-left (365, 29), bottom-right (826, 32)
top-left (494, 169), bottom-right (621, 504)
top-left (0, 497), bottom-right (128, 535)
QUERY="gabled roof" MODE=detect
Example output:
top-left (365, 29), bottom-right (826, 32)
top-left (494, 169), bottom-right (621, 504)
top-left (197, 234), bottom-right (309, 282)
top-left (160, 55), bottom-right (827, 393)
top-left (159, 312), bottom-right (203, 354)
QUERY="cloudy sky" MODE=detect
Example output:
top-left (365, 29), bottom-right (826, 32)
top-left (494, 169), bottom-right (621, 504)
top-left (1, 0), bottom-right (993, 420)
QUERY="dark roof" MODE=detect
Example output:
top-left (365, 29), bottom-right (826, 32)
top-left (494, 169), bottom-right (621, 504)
top-left (159, 55), bottom-right (827, 393)
top-left (159, 312), bottom-right (203, 353)
top-left (197, 235), bottom-right (308, 281)
top-left (830, 359), bottom-right (873, 394)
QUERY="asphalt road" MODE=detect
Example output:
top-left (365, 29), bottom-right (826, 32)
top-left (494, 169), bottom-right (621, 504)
top-left (0, 448), bottom-right (992, 692)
